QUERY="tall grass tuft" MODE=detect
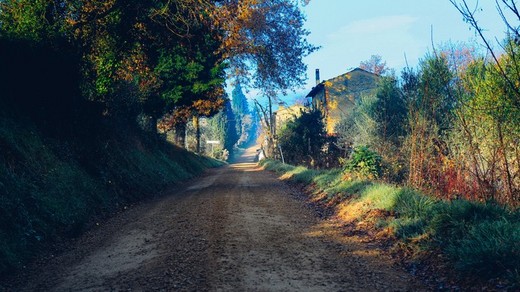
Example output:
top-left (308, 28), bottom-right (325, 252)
top-left (446, 220), bottom-right (520, 279)
top-left (429, 200), bottom-right (509, 243)
top-left (393, 188), bottom-right (437, 219)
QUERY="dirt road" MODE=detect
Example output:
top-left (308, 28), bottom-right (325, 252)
top-left (6, 147), bottom-right (425, 291)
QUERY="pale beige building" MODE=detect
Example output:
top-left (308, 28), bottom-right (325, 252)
top-left (273, 104), bottom-right (306, 134)
top-left (306, 68), bottom-right (380, 134)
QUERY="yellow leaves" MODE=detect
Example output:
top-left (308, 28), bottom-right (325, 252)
top-left (114, 45), bottom-right (161, 95)
top-left (328, 98), bottom-right (338, 110)
top-left (326, 114), bottom-right (337, 135)
top-left (79, 0), bottom-right (117, 22)
top-left (159, 93), bottom-right (226, 132)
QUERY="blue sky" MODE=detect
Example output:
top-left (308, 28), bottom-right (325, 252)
top-left (301, 0), bottom-right (506, 90)
top-left (242, 0), bottom-right (509, 106)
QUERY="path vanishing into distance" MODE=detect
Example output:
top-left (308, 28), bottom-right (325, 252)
top-left (5, 146), bottom-right (426, 291)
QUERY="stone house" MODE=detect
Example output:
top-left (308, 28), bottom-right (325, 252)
top-left (273, 104), bottom-right (306, 134)
top-left (306, 68), bottom-right (380, 134)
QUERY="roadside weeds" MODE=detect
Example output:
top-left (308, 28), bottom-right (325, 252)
top-left (260, 159), bottom-right (520, 291)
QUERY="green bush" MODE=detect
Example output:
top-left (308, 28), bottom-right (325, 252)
top-left (278, 109), bottom-right (327, 167)
top-left (344, 146), bottom-right (382, 179)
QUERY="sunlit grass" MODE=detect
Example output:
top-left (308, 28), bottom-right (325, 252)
top-left (359, 184), bottom-right (400, 210)
top-left (260, 159), bottom-right (520, 287)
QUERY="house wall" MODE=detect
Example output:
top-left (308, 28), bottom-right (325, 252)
top-left (318, 68), bottom-right (380, 135)
top-left (311, 89), bottom-right (325, 112)
top-left (274, 104), bottom-right (306, 135)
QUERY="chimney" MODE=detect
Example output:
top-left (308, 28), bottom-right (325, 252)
top-left (315, 69), bottom-right (320, 85)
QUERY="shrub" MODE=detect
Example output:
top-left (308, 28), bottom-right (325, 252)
top-left (344, 146), bottom-right (382, 179)
top-left (278, 109), bottom-right (327, 167)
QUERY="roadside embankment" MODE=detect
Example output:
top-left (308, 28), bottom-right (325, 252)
top-left (260, 159), bottom-right (520, 290)
top-left (0, 107), bottom-right (222, 277)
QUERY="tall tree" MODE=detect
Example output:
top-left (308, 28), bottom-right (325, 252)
top-left (231, 83), bottom-right (249, 118)
top-left (373, 76), bottom-right (407, 145)
top-left (216, 0), bottom-right (318, 95)
top-left (206, 98), bottom-right (238, 159)
top-left (405, 54), bottom-right (455, 189)
top-left (0, 0), bottom-right (316, 152)
top-left (231, 83), bottom-right (249, 145)
top-left (452, 47), bottom-right (520, 203)
top-left (450, 0), bottom-right (520, 110)
top-left (217, 0), bottom-right (318, 155)
top-left (359, 55), bottom-right (388, 75)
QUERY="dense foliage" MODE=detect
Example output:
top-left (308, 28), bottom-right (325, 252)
top-left (0, 0), bottom-right (315, 277)
top-left (0, 101), bottom-right (222, 276)
top-left (343, 146), bottom-right (382, 180)
top-left (274, 3), bottom-right (519, 207)
top-left (278, 110), bottom-right (327, 167)
top-left (312, 47), bottom-right (520, 205)
top-left (205, 99), bottom-right (239, 159)
top-left (231, 83), bottom-right (257, 147)
top-left (0, 0), bottom-right (315, 139)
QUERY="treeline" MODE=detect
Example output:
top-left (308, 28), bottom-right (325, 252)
top-left (0, 0), bottom-right (315, 141)
top-left (280, 4), bottom-right (519, 206)
top-left (282, 45), bottom-right (520, 206)
top-left (342, 46), bottom-right (519, 205)
top-left (0, 0), bottom-right (315, 277)
top-left (164, 83), bottom-right (259, 160)
top-left (269, 42), bottom-right (520, 285)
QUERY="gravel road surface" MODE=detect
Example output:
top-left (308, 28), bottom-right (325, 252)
top-left (4, 147), bottom-right (425, 291)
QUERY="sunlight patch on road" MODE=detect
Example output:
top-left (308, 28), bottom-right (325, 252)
top-left (230, 163), bottom-right (262, 172)
top-left (303, 220), bottom-right (344, 239)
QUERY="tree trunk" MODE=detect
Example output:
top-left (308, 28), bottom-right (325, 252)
top-left (175, 122), bottom-right (187, 149)
top-left (193, 115), bottom-right (201, 154)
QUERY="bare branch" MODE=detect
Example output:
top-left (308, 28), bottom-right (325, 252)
top-left (450, 0), bottom-right (520, 109)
